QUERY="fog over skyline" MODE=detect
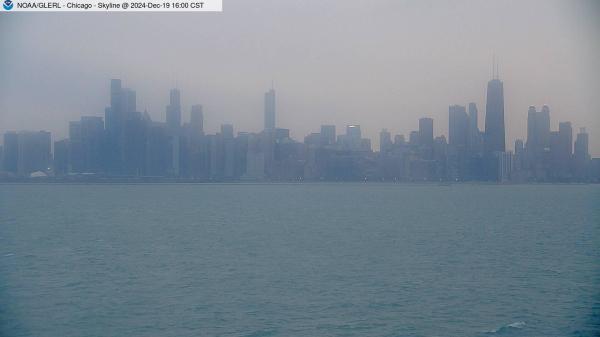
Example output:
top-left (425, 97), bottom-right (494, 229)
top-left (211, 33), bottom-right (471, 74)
top-left (1, 0), bottom-right (599, 155)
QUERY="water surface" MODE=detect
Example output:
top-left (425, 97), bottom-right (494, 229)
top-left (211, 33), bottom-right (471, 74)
top-left (1, 184), bottom-right (599, 336)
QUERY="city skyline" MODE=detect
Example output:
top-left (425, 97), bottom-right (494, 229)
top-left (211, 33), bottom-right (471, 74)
top-left (1, 1), bottom-right (599, 156)
top-left (1, 75), bottom-right (596, 182)
top-left (0, 73), bottom-right (600, 157)
top-left (0, 74), bottom-right (596, 157)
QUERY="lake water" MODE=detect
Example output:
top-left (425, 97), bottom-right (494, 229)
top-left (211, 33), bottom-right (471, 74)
top-left (1, 184), bottom-right (599, 337)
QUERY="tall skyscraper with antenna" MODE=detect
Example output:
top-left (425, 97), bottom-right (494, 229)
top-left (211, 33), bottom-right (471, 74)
top-left (166, 88), bottom-right (182, 134)
top-left (484, 60), bottom-right (506, 154)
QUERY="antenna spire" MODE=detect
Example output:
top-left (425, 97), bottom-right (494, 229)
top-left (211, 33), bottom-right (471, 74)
top-left (496, 57), bottom-right (500, 80)
top-left (491, 54), bottom-right (500, 80)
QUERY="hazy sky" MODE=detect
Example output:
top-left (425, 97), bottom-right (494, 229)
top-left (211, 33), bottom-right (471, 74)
top-left (1, 0), bottom-right (599, 155)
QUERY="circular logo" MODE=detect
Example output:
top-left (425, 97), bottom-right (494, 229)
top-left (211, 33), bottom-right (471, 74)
top-left (3, 0), bottom-right (13, 10)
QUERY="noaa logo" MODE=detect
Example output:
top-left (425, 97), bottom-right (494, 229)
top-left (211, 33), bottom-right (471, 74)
top-left (3, 0), bottom-right (13, 10)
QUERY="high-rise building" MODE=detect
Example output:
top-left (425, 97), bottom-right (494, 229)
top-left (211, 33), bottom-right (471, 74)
top-left (379, 129), bottom-right (392, 153)
top-left (190, 105), bottom-right (204, 134)
top-left (264, 89), bottom-right (276, 130)
top-left (165, 88), bottom-right (182, 176)
top-left (104, 79), bottom-right (137, 174)
top-left (106, 79), bottom-right (123, 134)
top-left (166, 88), bottom-right (182, 134)
top-left (497, 151), bottom-right (513, 182)
top-left (122, 113), bottom-right (147, 176)
top-left (81, 116), bottom-right (105, 173)
top-left (526, 105), bottom-right (551, 176)
top-left (221, 124), bottom-right (235, 178)
top-left (342, 125), bottom-right (362, 150)
top-left (418, 118), bottom-right (433, 146)
top-left (449, 105), bottom-right (469, 180)
top-left (484, 78), bottom-right (505, 154)
top-left (577, 129), bottom-right (588, 150)
top-left (2, 132), bottom-right (18, 174)
top-left (558, 122), bottom-right (573, 158)
top-left (468, 103), bottom-right (478, 133)
top-left (449, 105), bottom-right (468, 149)
top-left (145, 122), bottom-right (170, 176)
top-left (574, 128), bottom-right (590, 179)
top-left (467, 103), bottom-right (482, 155)
top-left (320, 125), bottom-right (336, 146)
top-left (409, 131), bottom-right (419, 147)
top-left (17, 131), bottom-right (51, 176)
top-left (69, 116), bottom-right (105, 173)
top-left (347, 125), bottom-right (361, 140)
top-left (122, 89), bottom-right (137, 117)
top-left (554, 121), bottom-right (573, 179)
top-left (69, 121), bottom-right (84, 172)
top-left (53, 139), bottom-right (69, 176)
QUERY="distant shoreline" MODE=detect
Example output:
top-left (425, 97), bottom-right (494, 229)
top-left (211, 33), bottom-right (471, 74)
top-left (0, 178), bottom-right (597, 185)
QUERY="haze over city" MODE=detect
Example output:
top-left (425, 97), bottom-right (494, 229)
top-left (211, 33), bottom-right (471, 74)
top-left (2, 3), bottom-right (600, 336)
top-left (1, 0), bottom-right (599, 155)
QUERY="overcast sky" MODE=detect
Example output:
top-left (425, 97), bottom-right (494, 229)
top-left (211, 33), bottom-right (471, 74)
top-left (1, 0), bottom-right (599, 155)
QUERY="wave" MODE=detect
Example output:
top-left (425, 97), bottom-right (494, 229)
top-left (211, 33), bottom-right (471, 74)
top-left (485, 321), bottom-right (526, 334)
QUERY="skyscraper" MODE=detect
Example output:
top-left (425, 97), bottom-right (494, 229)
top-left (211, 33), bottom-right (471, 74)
top-left (526, 105), bottom-right (551, 174)
top-left (104, 79), bottom-right (138, 174)
top-left (2, 131), bottom-right (18, 174)
top-left (574, 128), bottom-right (589, 161)
top-left (556, 121), bottom-right (573, 178)
top-left (166, 88), bottom-right (182, 134)
top-left (379, 129), bottom-right (392, 153)
top-left (264, 89), bottom-right (276, 130)
top-left (190, 104), bottom-right (204, 134)
top-left (467, 103), bottom-right (482, 156)
top-left (449, 105), bottom-right (468, 180)
top-left (17, 131), bottom-right (51, 176)
top-left (449, 105), bottom-right (468, 149)
top-left (484, 78), bottom-right (505, 154)
top-left (345, 125), bottom-right (362, 150)
top-left (106, 79), bottom-right (123, 134)
top-left (468, 103), bottom-right (478, 134)
top-left (418, 118), bottom-right (433, 147)
top-left (320, 125), bottom-right (336, 146)
top-left (53, 139), bottom-right (69, 176)
top-left (574, 128), bottom-right (590, 179)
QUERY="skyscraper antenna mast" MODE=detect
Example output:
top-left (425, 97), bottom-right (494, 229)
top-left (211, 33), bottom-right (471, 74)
top-left (496, 56), bottom-right (499, 80)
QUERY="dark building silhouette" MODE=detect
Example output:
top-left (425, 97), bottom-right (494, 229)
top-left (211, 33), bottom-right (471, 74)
top-left (379, 129), bottom-right (392, 153)
top-left (17, 131), bottom-right (51, 176)
top-left (166, 88), bottom-right (182, 134)
top-left (320, 125), bottom-right (336, 146)
top-left (526, 105), bottom-right (551, 179)
top-left (53, 139), bottom-right (69, 176)
top-left (467, 102), bottom-right (482, 156)
top-left (574, 128), bottom-right (590, 179)
top-left (190, 104), bottom-right (204, 135)
top-left (2, 131), bottom-right (18, 174)
top-left (419, 118), bottom-right (433, 146)
top-left (449, 105), bottom-right (468, 180)
top-left (484, 78), bottom-right (505, 154)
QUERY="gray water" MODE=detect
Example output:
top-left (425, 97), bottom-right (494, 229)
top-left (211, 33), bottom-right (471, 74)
top-left (0, 184), bottom-right (599, 337)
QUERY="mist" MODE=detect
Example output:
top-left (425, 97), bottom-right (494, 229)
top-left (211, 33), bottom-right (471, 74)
top-left (1, 0), bottom-right (599, 155)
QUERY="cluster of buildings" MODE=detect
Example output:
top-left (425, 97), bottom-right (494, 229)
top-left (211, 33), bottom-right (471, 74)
top-left (1, 77), bottom-right (598, 182)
